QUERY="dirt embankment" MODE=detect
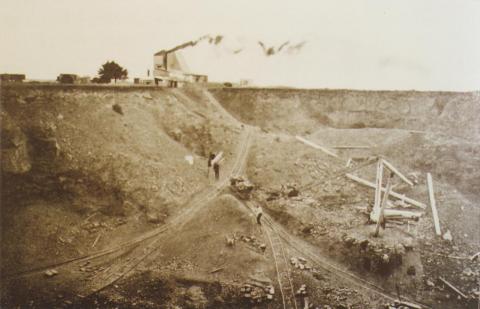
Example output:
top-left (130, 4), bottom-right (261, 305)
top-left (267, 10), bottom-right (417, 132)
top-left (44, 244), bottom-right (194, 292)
top-left (210, 88), bottom-right (480, 141)
top-left (0, 84), bottom-right (240, 275)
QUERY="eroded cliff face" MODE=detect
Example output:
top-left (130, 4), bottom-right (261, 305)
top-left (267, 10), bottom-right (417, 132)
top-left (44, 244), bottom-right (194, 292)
top-left (210, 88), bottom-right (480, 141)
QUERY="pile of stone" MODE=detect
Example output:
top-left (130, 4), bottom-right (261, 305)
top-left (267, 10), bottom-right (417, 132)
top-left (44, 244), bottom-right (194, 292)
top-left (230, 177), bottom-right (254, 199)
top-left (240, 284), bottom-right (274, 304)
top-left (295, 284), bottom-right (308, 297)
top-left (78, 261), bottom-right (105, 274)
top-left (266, 183), bottom-right (301, 201)
top-left (290, 257), bottom-right (311, 270)
top-left (239, 235), bottom-right (267, 252)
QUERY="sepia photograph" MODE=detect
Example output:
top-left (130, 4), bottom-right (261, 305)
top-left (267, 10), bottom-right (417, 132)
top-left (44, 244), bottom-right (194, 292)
top-left (1, 1), bottom-right (479, 308)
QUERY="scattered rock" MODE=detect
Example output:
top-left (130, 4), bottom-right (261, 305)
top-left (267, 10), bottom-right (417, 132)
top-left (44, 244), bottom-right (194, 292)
top-left (407, 266), bottom-right (416, 276)
top-left (230, 177), bottom-right (254, 199)
top-left (287, 187), bottom-right (299, 197)
top-left (426, 279), bottom-right (435, 288)
top-left (170, 128), bottom-right (183, 141)
top-left (302, 224), bottom-right (315, 235)
top-left (290, 256), bottom-right (310, 270)
top-left (462, 268), bottom-right (474, 276)
top-left (44, 269), bottom-right (58, 277)
top-left (359, 239), bottom-right (369, 250)
top-left (185, 286), bottom-right (207, 309)
top-left (112, 103), bottom-right (123, 115)
top-left (225, 236), bottom-right (235, 247)
top-left (402, 238), bottom-right (414, 251)
top-left (295, 284), bottom-right (308, 296)
top-left (442, 230), bottom-right (453, 241)
top-left (395, 243), bottom-right (406, 255)
top-left (184, 155), bottom-right (194, 165)
top-left (146, 211), bottom-right (161, 224)
top-left (241, 283), bottom-right (272, 304)
top-left (310, 271), bottom-right (323, 281)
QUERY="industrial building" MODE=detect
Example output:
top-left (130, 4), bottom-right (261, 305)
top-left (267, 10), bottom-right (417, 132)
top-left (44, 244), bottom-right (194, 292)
top-left (153, 48), bottom-right (208, 87)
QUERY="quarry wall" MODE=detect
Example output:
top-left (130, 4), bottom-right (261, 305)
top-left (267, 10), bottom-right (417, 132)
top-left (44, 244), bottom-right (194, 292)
top-left (210, 88), bottom-right (480, 141)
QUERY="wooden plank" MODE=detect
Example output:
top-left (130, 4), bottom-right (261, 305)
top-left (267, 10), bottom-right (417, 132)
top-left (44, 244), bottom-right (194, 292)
top-left (394, 300), bottom-right (422, 309)
top-left (372, 209), bottom-right (422, 222)
top-left (374, 172), bottom-right (393, 236)
top-left (83, 212), bottom-right (98, 224)
top-left (211, 151), bottom-right (223, 165)
top-left (439, 277), bottom-right (467, 299)
top-left (92, 234), bottom-right (101, 248)
top-left (345, 173), bottom-right (427, 209)
top-left (373, 159), bottom-right (384, 213)
top-left (370, 207), bottom-right (422, 222)
top-left (470, 252), bottom-right (480, 261)
top-left (383, 209), bottom-right (422, 218)
top-left (427, 173), bottom-right (441, 236)
top-left (331, 145), bottom-right (370, 149)
top-left (295, 136), bottom-right (339, 158)
top-left (382, 159), bottom-right (414, 186)
top-left (209, 267), bottom-right (224, 274)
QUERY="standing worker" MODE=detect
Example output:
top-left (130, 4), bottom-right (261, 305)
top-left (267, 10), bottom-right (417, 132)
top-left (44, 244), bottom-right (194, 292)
top-left (213, 161), bottom-right (220, 180)
top-left (207, 152), bottom-right (215, 178)
top-left (255, 204), bottom-right (263, 225)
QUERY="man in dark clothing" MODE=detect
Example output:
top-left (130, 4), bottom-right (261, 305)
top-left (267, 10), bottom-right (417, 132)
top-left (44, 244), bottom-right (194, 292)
top-left (213, 162), bottom-right (220, 180)
top-left (255, 205), bottom-right (263, 225)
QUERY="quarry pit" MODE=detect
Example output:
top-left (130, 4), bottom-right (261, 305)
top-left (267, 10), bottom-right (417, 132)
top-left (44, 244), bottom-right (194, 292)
top-left (1, 83), bottom-right (479, 308)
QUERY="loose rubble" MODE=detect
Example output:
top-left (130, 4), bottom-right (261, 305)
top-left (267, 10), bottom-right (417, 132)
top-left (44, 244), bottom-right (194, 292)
top-left (240, 283), bottom-right (275, 304)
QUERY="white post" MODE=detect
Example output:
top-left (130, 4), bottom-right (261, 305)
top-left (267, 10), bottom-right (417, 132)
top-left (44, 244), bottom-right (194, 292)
top-left (373, 159), bottom-right (384, 213)
top-left (427, 173), bottom-right (441, 236)
top-left (374, 172), bottom-right (394, 237)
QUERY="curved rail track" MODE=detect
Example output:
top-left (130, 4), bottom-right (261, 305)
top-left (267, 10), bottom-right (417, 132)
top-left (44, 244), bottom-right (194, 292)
top-left (80, 126), bottom-right (252, 295)
top-left (264, 222), bottom-right (298, 309)
top-left (5, 127), bottom-right (253, 294)
top-left (260, 214), bottom-right (431, 309)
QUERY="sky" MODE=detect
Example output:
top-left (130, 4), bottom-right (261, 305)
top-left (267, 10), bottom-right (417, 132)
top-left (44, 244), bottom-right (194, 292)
top-left (1, 0), bottom-right (479, 90)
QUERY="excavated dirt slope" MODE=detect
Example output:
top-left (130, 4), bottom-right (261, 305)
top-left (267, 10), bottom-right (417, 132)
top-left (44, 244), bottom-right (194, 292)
top-left (1, 84), bottom-right (479, 308)
top-left (1, 84), bottom-right (241, 279)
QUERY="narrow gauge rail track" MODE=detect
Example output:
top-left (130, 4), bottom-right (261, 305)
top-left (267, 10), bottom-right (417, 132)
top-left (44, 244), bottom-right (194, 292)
top-left (6, 127), bottom-right (252, 286)
top-left (264, 222), bottom-right (298, 309)
top-left (81, 127), bottom-right (252, 295)
top-left (261, 214), bottom-right (431, 309)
